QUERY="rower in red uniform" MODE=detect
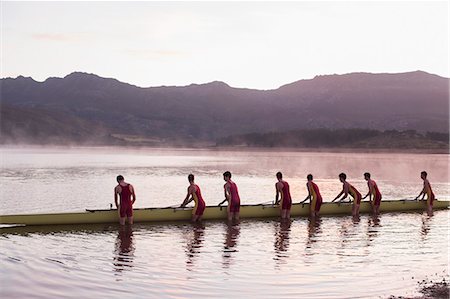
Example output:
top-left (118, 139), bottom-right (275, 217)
top-left (301, 174), bottom-right (323, 218)
top-left (362, 172), bottom-right (382, 215)
top-left (180, 174), bottom-right (206, 222)
top-left (218, 171), bottom-right (240, 221)
top-left (415, 171), bottom-right (435, 215)
top-left (114, 175), bottom-right (136, 225)
top-left (332, 173), bottom-right (362, 217)
top-left (274, 172), bottom-right (292, 220)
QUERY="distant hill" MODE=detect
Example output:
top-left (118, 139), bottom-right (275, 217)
top-left (1, 71), bottom-right (448, 145)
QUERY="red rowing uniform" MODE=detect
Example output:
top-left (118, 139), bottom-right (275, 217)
top-left (227, 181), bottom-right (240, 213)
top-left (368, 179), bottom-right (382, 206)
top-left (192, 184), bottom-right (206, 216)
top-left (344, 181), bottom-right (362, 205)
top-left (307, 181), bottom-right (323, 212)
top-left (280, 181), bottom-right (292, 210)
top-left (118, 184), bottom-right (133, 218)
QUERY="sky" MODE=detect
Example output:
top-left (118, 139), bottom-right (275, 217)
top-left (2, 1), bottom-right (449, 89)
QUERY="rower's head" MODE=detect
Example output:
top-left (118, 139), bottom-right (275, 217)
top-left (364, 172), bottom-right (371, 181)
top-left (339, 173), bottom-right (347, 182)
top-left (116, 175), bottom-right (124, 183)
top-left (307, 174), bottom-right (313, 181)
top-left (188, 173), bottom-right (194, 183)
top-left (276, 172), bottom-right (282, 181)
top-left (421, 171), bottom-right (427, 180)
top-left (223, 171), bottom-right (232, 181)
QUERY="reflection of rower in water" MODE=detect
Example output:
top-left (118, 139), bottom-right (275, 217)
top-left (274, 220), bottom-right (291, 265)
top-left (305, 216), bottom-right (322, 253)
top-left (415, 171), bottom-right (435, 215)
top-left (184, 222), bottom-right (205, 269)
top-left (332, 173), bottom-right (362, 217)
top-left (274, 172), bottom-right (292, 220)
top-left (362, 172), bottom-right (382, 215)
top-left (222, 222), bottom-right (240, 269)
top-left (218, 171), bottom-right (241, 222)
top-left (366, 214), bottom-right (381, 246)
top-left (301, 174), bottom-right (323, 218)
top-left (113, 226), bottom-right (135, 273)
top-left (179, 174), bottom-right (206, 222)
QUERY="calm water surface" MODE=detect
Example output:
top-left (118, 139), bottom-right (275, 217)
top-left (0, 147), bottom-right (449, 298)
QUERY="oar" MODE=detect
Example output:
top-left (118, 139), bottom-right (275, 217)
top-left (399, 198), bottom-right (420, 202)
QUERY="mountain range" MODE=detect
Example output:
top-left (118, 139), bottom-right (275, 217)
top-left (1, 70), bottom-right (448, 145)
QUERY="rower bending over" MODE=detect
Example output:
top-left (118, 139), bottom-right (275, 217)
top-left (274, 172), bottom-right (292, 220)
top-left (301, 174), bottom-right (323, 218)
top-left (332, 173), bottom-right (362, 217)
top-left (180, 174), bottom-right (206, 222)
top-left (218, 171), bottom-right (241, 222)
top-left (362, 172), bottom-right (382, 215)
top-left (415, 171), bottom-right (435, 215)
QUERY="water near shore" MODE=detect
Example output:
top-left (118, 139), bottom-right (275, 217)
top-left (0, 147), bottom-right (449, 298)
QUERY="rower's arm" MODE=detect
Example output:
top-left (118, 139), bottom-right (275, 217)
top-left (301, 183), bottom-right (311, 203)
top-left (180, 187), bottom-right (193, 207)
top-left (363, 190), bottom-right (370, 200)
top-left (415, 184), bottom-right (426, 200)
top-left (275, 183), bottom-right (281, 205)
top-left (219, 185), bottom-right (230, 206)
top-left (130, 185), bottom-right (136, 205)
top-left (114, 187), bottom-right (119, 208)
top-left (332, 190), bottom-right (344, 202)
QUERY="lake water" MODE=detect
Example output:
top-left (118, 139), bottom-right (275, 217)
top-left (0, 147), bottom-right (449, 298)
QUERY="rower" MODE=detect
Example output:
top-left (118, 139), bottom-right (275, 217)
top-left (218, 171), bottom-right (241, 221)
top-left (362, 172), bottom-right (382, 215)
top-left (332, 173), bottom-right (362, 217)
top-left (180, 174), bottom-right (206, 222)
top-left (415, 171), bottom-right (435, 215)
top-left (301, 174), bottom-right (323, 218)
top-left (274, 172), bottom-right (292, 220)
top-left (114, 175), bottom-right (136, 225)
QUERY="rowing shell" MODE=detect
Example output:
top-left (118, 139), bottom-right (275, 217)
top-left (0, 200), bottom-right (448, 227)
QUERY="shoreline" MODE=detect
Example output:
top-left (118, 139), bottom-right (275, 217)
top-left (1, 143), bottom-right (449, 154)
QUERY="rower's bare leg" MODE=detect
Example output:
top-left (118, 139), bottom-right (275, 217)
top-left (192, 215), bottom-right (200, 222)
top-left (234, 212), bottom-right (240, 221)
top-left (281, 209), bottom-right (286, 220)
top-left (128, 216), bottom-right (134, 225)
top-left (427, 204), bottom-right (433, 216)
top-left (354, 204), bottom-right (360, 217)
top-left (286, 209), bottom-right (290, 220)
top-left (227, 212), bottom-right (233, 222)
top-left (119, 217), bottom-right (126, 225)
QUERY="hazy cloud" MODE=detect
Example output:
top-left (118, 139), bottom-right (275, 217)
top-left (125, 49), bottom-right (186, 60)
top-left (30, 32), bottom-right (92, 43)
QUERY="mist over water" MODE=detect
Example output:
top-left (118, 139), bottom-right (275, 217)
top-left (0, 147), bottom-right (448, 214)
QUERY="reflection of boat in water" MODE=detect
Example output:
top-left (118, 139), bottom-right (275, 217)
top-left (1, 200), bottom-right (449, 226)
top-left (222, 222), bottom-right (240, 268)
top-left (184, 222), bottom-right (205, 269)
top-left (113, 226), bottom-right (135, 273)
